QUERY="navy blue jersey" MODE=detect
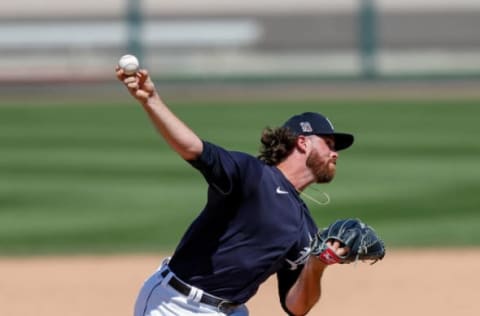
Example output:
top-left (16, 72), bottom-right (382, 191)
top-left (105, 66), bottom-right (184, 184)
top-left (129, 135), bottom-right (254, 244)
top-left (168, 141), bottom-right (318, 304)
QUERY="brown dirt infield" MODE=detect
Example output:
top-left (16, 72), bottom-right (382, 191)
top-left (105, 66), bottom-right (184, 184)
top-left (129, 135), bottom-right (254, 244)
top-left (1, 249), bottom-right (478, 316)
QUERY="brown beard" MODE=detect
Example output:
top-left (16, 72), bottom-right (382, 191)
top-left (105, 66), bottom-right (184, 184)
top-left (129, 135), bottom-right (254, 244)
top-left (306, 149), bottom-right (336, 183)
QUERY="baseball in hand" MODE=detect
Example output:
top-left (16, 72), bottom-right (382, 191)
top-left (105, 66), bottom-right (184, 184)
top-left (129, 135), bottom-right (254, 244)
top-left (118, 54), bottom-right (140, 75)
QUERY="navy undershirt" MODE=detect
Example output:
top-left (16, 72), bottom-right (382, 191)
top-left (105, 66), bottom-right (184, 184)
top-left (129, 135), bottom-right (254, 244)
top-left (168, 141), bottom-right (318, 305)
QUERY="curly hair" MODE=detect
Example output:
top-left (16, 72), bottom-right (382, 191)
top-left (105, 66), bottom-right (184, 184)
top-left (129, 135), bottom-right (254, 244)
top-left (257, 127), bottom-right (298, 165)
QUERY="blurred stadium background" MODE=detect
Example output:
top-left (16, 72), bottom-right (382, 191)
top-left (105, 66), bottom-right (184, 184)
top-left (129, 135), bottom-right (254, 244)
top-left (2, 0), bottom-right (480, 82)
top-left (1, 0), bottom-right (480, 255)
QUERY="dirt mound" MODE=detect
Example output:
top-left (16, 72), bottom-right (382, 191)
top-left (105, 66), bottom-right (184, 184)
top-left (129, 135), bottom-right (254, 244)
top-left (1, 249), bottom-right (478, 316)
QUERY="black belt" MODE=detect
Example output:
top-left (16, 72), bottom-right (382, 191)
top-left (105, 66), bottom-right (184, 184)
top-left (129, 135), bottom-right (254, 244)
top-left (160, 269), bottom-right (238, 312)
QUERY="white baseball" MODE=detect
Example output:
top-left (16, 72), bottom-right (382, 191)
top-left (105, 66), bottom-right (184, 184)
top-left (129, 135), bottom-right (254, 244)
top-left (118, 54), bottom-right (140, 75)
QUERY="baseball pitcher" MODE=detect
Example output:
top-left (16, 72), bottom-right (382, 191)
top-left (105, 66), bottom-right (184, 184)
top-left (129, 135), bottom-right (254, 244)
top-left (116, 66), bottom-right (385, 316)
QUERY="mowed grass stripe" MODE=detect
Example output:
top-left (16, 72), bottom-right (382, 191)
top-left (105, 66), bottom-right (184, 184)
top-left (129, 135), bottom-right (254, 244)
top-left (0, 100), bottom-right (479, 254)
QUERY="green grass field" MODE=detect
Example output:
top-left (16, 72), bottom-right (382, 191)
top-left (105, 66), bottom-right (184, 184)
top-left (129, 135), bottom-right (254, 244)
top-left (1, 98), bottom-right (479, 255)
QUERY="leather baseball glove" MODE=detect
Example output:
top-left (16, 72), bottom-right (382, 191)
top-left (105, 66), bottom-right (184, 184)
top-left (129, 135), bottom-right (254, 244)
top-left (310, 218), bottom-right (386, 265)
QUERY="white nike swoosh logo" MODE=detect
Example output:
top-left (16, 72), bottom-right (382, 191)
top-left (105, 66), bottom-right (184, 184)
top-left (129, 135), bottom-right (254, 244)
top-left (276, 186), bottom-right (289, 194)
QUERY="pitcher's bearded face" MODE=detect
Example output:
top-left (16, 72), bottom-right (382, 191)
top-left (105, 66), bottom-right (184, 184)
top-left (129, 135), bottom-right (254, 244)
top-left (306, 136), bottom-right (337, 183)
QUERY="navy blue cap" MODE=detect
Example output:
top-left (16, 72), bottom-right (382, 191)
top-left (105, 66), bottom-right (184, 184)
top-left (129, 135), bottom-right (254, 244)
top-left (282, 112), bottom-right (354, 151)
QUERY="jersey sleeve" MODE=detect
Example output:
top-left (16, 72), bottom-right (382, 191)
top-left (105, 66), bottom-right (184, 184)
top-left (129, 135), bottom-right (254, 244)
top-left (276, 220), bottom-right (315, 315)
top-left (276, 265), bottom-right (304, 316)
top-left (187, 141), bottom-right (241, 195)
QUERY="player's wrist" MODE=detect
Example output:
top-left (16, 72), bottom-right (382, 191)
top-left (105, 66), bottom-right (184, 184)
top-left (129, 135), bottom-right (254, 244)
top-left (313, 247), bottom-right (342, 265)
top-left (140, 91), bottom-right (160, 107)
top-left (307, 255), bottom-right (330, 273)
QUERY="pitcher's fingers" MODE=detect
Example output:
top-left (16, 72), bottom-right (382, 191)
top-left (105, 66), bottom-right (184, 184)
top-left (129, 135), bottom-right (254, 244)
top-left (127, 81), bottom-right (139, 89)
top-left (337, 246), bottom-right (350, 256)
top-left (332, 240), bottom-right (341, 249)
top-left (115, 67), bottom-right (125, 80)
top-left (136, 90), bottom-right (150, 99)
top-left (138, 69), bottom-right (149, 86)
